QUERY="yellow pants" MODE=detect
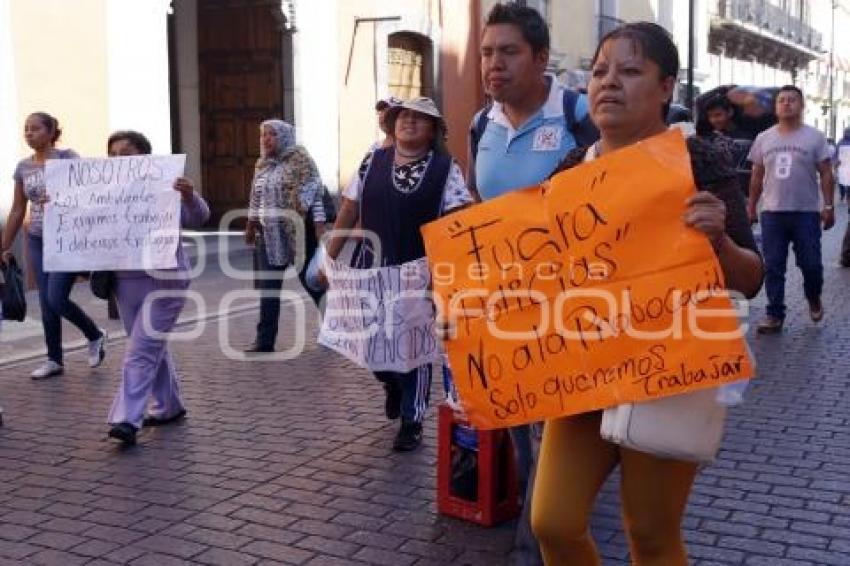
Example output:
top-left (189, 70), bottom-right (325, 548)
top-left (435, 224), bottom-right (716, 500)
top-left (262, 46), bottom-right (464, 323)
top-left (530, 411), bottom-right (698, 566)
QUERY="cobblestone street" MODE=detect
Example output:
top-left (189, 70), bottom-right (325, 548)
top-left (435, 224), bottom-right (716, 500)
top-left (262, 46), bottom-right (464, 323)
top-left (0, 214), bottom-right (849, 565)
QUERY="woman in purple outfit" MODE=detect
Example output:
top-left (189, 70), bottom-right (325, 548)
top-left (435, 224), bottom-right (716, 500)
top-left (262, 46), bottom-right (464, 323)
top-left (104, 131), bottom-right (210, 446)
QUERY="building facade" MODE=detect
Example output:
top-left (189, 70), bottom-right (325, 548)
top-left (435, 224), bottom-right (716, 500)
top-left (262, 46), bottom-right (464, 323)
top-left (0, 0), bottom-right (173, 221)
top-left (800, 0), bottom-right (850, 139)
top-left (0, 0), bottom-right (482, 224)
top-left (3, 0), bottom-right (848, 227)
top-left (542, 0), bottom-right (845, 138)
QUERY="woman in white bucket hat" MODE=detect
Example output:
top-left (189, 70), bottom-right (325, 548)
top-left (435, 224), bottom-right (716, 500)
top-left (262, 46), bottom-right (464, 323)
top-left (325, 97), bottom-right (472, 451)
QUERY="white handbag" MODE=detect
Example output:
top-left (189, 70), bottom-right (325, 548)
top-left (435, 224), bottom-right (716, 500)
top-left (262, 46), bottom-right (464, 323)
top-left (599, 387), bottom-right (727, 464)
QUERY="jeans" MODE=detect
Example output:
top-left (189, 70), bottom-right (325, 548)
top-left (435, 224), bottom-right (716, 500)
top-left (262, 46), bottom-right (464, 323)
top-left (840, 202), bottom-right (850, 267)
top-left (760, 211), bottom-right (823, 320)
top-left (27, 233), bottom-right (102, 364)
top-left (252, 237), bottom-right (289, 348)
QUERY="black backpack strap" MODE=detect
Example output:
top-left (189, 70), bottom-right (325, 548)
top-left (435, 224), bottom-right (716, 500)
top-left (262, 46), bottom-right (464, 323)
top-left (563, 89), bottom-right (599, 147)
top-left (562, 90), bottom-right (578, 130)
top-left (469, 103), bottom-right (493, 164)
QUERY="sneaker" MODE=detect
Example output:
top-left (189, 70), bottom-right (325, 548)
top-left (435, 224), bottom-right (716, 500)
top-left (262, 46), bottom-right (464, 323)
top-left (143, 409), bottom-right (187, 428)
top-left (808, 298), bottom-right (824, 322)
top-left (88, 330), bottom-right (107, 368)
top-left (30, 360), bottom-right (64, 380)
top-left (384, 381), bottom-right (402, 420)
top-left (108, 422), bottom-right (138, 446)
top-left (393, 420), bottom-right (423, 452)
top-left (756, 316), bottom-right (783, 334)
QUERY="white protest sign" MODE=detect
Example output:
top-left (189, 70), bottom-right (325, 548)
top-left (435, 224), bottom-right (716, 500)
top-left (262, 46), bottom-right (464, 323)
top-left (43, 155), bottom-right (185, 271)
top-left (318, 257), bottom-right (440, 373)
top-left (839, 146), bottom-right (850, 187)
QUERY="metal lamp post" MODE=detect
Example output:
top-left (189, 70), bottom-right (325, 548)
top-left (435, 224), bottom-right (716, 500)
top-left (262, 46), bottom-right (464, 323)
top-left (829, 0), bottom-right (836, 140)
top-left (687, 0), bottom-right (695, 111)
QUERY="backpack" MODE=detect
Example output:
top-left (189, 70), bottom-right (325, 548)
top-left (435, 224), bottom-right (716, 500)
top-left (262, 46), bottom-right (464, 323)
top-left (469, 89), bottom-right (599, 163)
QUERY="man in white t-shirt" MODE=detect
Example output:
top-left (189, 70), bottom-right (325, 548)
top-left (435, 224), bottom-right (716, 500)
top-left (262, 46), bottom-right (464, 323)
top-left (747, 85), bottom-right (835, 333)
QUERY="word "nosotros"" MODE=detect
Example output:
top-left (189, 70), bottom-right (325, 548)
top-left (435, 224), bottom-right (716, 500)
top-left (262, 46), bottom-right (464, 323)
top-left (66, 156), bottom-right (166, 188)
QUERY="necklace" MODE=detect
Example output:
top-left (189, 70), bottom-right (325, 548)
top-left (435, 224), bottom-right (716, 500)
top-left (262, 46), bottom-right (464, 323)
top-left (395, 146), bottom-right (428, 159)
top-left (392, 151), bottom-right (432, 195)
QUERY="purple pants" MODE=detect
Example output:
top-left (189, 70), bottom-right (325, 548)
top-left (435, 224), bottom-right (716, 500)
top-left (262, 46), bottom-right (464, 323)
top-left (107, 276), bottom-right (188, 429)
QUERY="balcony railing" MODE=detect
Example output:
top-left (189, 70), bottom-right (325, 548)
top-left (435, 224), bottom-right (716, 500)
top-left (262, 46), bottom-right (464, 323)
top-left (717, 0), bottom-right (823, 52)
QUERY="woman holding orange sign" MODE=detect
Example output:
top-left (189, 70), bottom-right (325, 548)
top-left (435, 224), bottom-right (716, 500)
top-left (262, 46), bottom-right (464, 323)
top-left (530, 23), bottom-right (763, 565)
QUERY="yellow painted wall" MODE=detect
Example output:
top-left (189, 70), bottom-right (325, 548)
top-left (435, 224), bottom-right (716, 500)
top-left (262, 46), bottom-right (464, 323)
top-left (338, 2), bottom-right (381, 186)
top-left (337, 0), bottom-right (441, 187)
top-left (10, 0), bottom-right (109, 159)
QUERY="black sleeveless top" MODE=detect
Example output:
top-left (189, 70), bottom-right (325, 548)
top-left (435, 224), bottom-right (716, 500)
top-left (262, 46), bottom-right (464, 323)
top-left (357, 147), bottom-right (452, 266)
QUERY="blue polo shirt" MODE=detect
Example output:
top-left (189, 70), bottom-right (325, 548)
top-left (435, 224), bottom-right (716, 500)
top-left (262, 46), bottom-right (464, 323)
top-left (474, 76), bottom-right (589, 200)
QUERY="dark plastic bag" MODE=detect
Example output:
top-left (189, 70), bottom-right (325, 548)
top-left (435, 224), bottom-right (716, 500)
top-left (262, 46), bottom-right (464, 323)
top-left (322, 186), bottom-right (338, 223)
top-left (1, 257), bottom-right (27, 322)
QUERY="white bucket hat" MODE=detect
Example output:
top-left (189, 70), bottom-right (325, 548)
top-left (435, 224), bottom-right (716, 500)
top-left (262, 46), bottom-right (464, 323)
top-left (385, 97), bottom-right (447, 135)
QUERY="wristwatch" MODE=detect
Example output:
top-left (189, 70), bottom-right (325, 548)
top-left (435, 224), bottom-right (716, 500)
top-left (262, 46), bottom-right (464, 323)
top-left (824, 204), bottom-right (835, 211)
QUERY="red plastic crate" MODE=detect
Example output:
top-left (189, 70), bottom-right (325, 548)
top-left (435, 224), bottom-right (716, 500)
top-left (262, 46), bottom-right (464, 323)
top-left (436, 403), bottom-right (520, 526)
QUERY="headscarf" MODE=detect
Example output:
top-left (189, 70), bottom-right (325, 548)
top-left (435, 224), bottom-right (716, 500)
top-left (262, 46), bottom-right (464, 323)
top-left (257, 119), bottom-right (296, 167)
top-left (250, 118), bottom-right (321, 267)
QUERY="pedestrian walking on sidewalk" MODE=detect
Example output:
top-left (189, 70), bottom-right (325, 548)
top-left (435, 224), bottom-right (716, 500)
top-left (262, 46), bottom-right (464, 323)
top-left (469, 4), bottom-right (597, 563)
top-left (324, 97), bottom-right (472, 451)
top-left (244, 120), bottom-right (325, 353)
top-left (747, 85), bottom-right (835, 334)
top-left (1, 112), bottom-right (107, 380)
top-left (836, 128), bottom-right (850, 266)
top-left (105, 131), bottom-right (210, 446)
top-left (532, 23), bottom-right (763, 565)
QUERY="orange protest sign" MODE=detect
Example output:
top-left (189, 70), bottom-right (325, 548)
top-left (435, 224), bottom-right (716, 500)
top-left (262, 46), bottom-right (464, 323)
top-left (422, 130), bottom-right (754, 429)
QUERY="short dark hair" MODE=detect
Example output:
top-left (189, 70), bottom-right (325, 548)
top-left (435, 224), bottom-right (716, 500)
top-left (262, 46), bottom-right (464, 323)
top-left (29, 112), bottom-right (62, 144)
top-left (107, 130), bottom-right (152, 154)
top-left (592, 22), bottom-right (680, 120)
top-left (777, 84), bottom-right (804, 102)
top-left (704, 95), bottom-right (732, 113)
top-left (484, 2), bottom-right (549, 54)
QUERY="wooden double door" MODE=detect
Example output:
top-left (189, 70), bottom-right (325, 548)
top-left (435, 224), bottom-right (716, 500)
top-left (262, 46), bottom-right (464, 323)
top-left (198, 0), bottom-right (287, 225)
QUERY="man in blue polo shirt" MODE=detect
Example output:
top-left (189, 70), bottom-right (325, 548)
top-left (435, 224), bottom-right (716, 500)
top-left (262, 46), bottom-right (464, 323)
top-left (468, 6), bottom-right (595, 201)
top-left (464, 4), bottom-right (597, 565)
